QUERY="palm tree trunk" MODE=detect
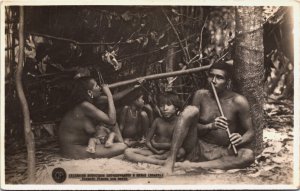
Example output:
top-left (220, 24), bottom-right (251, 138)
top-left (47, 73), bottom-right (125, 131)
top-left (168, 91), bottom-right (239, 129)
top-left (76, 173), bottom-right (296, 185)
top-left (234, 6), bottom-right (265, 155)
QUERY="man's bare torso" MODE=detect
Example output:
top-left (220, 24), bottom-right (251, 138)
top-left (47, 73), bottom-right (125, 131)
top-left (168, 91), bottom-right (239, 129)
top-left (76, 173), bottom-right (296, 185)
top-left (193, 89), bottom-right (243, 146)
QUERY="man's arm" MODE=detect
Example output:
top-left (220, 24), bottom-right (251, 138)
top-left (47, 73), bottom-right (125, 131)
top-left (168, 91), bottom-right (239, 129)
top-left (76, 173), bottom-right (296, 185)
top-left (230, 95), bottom-right (254, 147)
top-left (150, 140), bottom-right (171, 150)
top-left (191, 89), bottom-right (203, 107)
top-left (191, 90), bottom-right (212, 135)
top-left (192, 89), bottom-right (228, 136)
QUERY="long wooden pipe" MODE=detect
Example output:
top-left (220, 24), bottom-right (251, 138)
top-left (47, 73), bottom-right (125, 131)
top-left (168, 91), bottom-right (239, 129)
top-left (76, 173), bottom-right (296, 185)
top-left (108, 63), bottom-right (212, 88)
top-left (210, 82), bottom-right (238, 156)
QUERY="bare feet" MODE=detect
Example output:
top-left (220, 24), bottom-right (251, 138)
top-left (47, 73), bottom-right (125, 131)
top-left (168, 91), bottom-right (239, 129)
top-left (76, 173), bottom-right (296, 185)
top-left (161, 159), bottom-right (174, 175)
top-left (175, 160), bottom-right (193, 168)
top-left (105, 142), bottom-right (113, 148)
top-left (124, 139), bottom-right (131, 146)
top-left (175, 160), bottom-right (206, 172)
top-left (86, 147), bottom-right (96, 153)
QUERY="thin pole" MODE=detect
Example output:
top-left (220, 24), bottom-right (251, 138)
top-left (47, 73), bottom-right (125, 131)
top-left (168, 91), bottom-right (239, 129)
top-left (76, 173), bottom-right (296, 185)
top-left (210, 82), bottom-right (238, 155)
top-left (108, 64), bottom-right (212, 89)
top-left (15, 6), bottom-right (36, 182)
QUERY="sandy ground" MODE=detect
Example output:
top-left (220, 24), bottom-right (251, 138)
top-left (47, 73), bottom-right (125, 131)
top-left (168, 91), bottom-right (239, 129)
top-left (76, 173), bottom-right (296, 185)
top-left (35, 157), bottom-right (266, 185)
top-left (34, 122), bottom-right (293, 185)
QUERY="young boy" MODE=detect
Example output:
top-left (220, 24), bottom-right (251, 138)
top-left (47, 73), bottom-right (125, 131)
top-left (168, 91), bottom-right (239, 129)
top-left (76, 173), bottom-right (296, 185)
top-left (86, 125), bottom-right (116, 153)
top-left (124, 92), bottom-right (185, 165)
top-left (119, 90), bottom-right (150, 147)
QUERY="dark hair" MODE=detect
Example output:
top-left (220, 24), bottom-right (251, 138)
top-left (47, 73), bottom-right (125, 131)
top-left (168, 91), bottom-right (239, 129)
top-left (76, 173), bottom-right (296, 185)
top-left (68, 76), bottom-right (95, 109)
top-left (158, 92), bottom-right (182, 111)
top-left (121, 88), bottom-right (144, 106)
top-left (210, 62), bottom-right (233, 79)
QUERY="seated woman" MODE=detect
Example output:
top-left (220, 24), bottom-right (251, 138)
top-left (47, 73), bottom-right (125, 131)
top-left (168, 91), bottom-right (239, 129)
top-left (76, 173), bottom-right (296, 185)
top-left (58, 77), bottom-right (127, 159)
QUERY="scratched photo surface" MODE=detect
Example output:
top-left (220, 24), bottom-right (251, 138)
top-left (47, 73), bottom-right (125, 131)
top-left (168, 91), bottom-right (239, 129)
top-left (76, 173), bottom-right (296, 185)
top-left (2, 4), bottom-right (297, 189)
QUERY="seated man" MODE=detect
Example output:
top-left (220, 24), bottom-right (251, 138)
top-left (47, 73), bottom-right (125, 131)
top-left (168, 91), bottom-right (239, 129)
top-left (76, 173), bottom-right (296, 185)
top-left (163, 62), bottom-right (255, 173)
top-left (124, 92), bottom-right (185, 165)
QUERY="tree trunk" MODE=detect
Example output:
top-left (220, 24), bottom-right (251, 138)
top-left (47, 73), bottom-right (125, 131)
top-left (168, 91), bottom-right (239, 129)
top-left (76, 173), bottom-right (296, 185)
top-left (234, 7), bottom-right (265, 155)
top-left (15, 6), bottom-right (36, 183)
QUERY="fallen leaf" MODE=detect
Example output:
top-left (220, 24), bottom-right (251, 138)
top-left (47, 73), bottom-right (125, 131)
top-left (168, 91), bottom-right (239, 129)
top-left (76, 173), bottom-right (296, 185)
top-left (248, 171), bottom-right (261, 177)
top-left (262, 142), bottom-right (283, 154)
top-left (260, 170), bottom-right (274, 177)
top-left (208, 169), bottom-right (225, 174)
top-left (262, 165), bottom-right (278, 171)
top-left (226, 169), bottom-right (244, 173)
top-left (271, 156), bottom-right (287, 164)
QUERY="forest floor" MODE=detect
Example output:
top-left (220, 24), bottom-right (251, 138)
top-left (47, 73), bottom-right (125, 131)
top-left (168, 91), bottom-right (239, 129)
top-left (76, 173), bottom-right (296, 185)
top-left (5, 99), bottom-right (295, 186)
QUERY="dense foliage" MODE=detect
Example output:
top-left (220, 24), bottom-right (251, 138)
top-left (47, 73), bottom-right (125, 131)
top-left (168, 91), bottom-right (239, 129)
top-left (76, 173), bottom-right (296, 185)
top-left (5, 6), bottom-right (293, 143)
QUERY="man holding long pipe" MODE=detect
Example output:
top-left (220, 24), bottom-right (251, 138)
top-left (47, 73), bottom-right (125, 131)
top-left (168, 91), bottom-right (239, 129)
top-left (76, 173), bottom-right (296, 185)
top-left (163, 62), bottom-right (255, 173)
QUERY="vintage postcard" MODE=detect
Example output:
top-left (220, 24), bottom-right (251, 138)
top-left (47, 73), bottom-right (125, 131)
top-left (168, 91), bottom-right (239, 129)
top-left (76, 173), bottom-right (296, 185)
top-left (0, 0), bottom-right (299, 190)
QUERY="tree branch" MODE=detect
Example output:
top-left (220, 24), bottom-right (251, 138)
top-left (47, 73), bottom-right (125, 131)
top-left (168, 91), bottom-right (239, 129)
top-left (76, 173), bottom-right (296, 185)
top-left (198, 16), bottom-right (208, 59)
top-left (161, 8), bottom-right (189, 62)
top-left (26, 31), bottom-right (125, 45)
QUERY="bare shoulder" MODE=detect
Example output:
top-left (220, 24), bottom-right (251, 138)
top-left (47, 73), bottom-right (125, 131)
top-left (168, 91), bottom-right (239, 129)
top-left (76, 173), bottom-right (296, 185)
top-left (192, 89), bottom-right (210, 105)
top-left (154, 117), bottom-right (163, 123)
top-left (232, 92), bottom-right (250, 109)
top-left (149, 117), bottom-right (161, 128)
top-left (80, 101), bottom-right (96, 110)
top-left (153, 117), bottom-right (167, 126)
top-left (77, 101), bottom-right (99, 117)
top-left (194, 89), bottom-right (210, 97)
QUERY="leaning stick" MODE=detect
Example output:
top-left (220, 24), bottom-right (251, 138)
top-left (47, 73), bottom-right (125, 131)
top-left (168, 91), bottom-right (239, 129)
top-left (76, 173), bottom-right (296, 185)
top-left (210, 82), bottom-right (238, 156)
top-left (108, 63), bottom-right (212, 88)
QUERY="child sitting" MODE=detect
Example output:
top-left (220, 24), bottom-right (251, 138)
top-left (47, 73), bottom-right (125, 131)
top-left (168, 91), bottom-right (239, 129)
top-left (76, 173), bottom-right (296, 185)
top-left (124, 92), bottom-right (185, 165)
top-left (86, 125), bottom-right (116, 153)
top-left (119, 89), bottom-right (150, 147)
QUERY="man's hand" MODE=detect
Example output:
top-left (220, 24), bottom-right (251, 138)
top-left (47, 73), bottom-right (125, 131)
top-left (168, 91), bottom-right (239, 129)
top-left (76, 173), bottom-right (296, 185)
top-left (146, 141), bottom-right (165, 154)
top-left (211, 116), bottom-right (228, 130)
top-left (101, 84), bottom-right (112, 97)
top-left (229, 133), bottom-right (243, 147)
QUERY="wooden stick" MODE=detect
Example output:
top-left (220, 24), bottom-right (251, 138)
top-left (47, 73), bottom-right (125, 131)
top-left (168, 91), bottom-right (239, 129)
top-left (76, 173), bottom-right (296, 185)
top-left (210, 82), bottom-right (238, 155)
top-left (16, 6), bottom-right (36, 183)
top-left (108, 64), bottom-right (212, 88)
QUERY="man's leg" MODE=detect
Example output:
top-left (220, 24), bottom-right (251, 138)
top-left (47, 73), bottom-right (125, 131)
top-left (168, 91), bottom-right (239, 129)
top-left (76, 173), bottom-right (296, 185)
top-left (176, 148), bottom-right (255, 170)
top-left (162, 106), bottom-right (199, 173)
top-left (94, 143), bottom-right (127, 158)
top-left (152, 148), bottom-right (185, 160)
top-left (124, 148), bottom-right (165, 165)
